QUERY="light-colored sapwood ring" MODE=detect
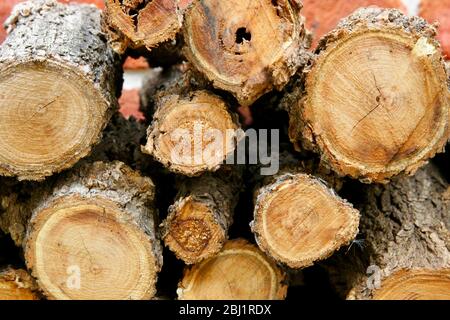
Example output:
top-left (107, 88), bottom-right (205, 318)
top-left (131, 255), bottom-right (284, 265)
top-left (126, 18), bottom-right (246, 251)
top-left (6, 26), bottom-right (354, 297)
top-left (253, 173), bottom-right (359, 269)
top-left (298, 29), bottom-right (450, 182)
top-left (0, 60), bottom-right (109, 181)
top-left (177, 239), bottom-right (287, 300)
top-left (25, 195), bottom-right (160, 300)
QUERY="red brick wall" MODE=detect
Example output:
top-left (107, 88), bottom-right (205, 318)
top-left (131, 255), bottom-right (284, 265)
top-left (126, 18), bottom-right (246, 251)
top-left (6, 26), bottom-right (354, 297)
top-left (420, 0), bottom-right (450, 59)
top-left (119, 89), bottom-right (145, 121)
top-left (301, 0), bottom-right (407, 49)
top-left (123, 57), bottom-right (150, 70)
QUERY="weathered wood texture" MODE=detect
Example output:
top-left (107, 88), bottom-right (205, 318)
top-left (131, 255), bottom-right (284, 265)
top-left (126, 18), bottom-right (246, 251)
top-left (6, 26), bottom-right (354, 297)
top-left (0, 0), bottom-right (122, 181)
top-left (0, 267), bottom-right (40, 300)
top-left (177, 239), bottom-right (287, 300)
top-left (102, 0), bottom-right (193, 60)
top-left (287, 8), bottom-right (450, 183)
top-left (141, 66), bottom-right (241, 176)
top-left (183, 0), bottom-right (311, 106)
top-left (1, 161), bottom-right (162, 300)
top-left (327, 164), bottom-right (450, 300)
top-left (252, 154), bottom-right (359, 269)
top-left (162, 166), bottom-right (243, 264)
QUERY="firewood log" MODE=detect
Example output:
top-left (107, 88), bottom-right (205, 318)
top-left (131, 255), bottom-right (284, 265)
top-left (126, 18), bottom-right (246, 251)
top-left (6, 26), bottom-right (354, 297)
top-left (1, 162), bottom-right (162, 300)
top-left (252, 153), bottom-right (360, 269)
top-left (177, 239), bottom-right (287, 300)
top-left (162, 166), bottom-right (243, 264)
top-left (103, 0), bottom-right (193, 64)
top-left (287, 8), bottom-right (450, 183)
top-left (183, 0), bottom-right (311, 106)
top-left (0, 0), bottom-right (122, 181)
top-left (141, 66), bottom-right (241, 176)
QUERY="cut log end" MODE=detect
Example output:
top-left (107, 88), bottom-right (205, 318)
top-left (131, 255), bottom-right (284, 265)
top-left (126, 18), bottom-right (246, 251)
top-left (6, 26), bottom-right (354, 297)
top-left (183, 0), bottom-right (309, 106)
top-left (290, 8), bottom-right (450, 183)
top-left (253, 174), bottom-right (359, 269)
top-left (143, 90), bottom-right (240, 176)
top-left (103, 0), bottom-right (193, 54)
top-left (0, 268), bottom-right (39, 300)
top-left (163, 197), bottom-right (226, 265)
top-left (177, 239), bottom-right (287, 300)
top-left (0, 61), bottom-right (109, 181)
top-left (25, 195), bottom-right (160, 300)
top-left (369, 269), bottom-right (450, 300)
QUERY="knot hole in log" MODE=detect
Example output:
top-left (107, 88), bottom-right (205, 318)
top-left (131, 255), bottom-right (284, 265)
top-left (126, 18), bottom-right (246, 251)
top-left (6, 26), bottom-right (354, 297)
top-left (235, 27), bottom-right (251, 44)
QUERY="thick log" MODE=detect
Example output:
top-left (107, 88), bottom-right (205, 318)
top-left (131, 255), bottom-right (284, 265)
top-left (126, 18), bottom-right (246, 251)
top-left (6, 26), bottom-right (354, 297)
top-left (177, 239), bottom-right (287, 300)
top-left (252, 154), bottom-right (360, 269)
top-left (141, 67), bottom-right (241, 176)
top-left (183, 0), bottom-right (311, 106)
top-left (1, 162), bottom-right (162, 300)
top-left (0, 267), bottom-right (39, 300)
top-left (328, 164), bottom-right (450, 300)
top-left (0, 0), bottom-right (121, 181)
top-left (103, 0), bottom-right (193, 58)
top-left (162, 166), bottom-right (242, 264)
top-left (287, 8), bottom-right (450, 183)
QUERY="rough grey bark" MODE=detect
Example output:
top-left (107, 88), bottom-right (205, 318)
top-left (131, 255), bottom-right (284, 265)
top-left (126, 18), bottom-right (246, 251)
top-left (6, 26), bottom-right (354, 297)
top-left (327, 164), bottom-right (450, 299)
top-left (0, 178), bottom-right (44, 247)
top-left (2, 0), bottom-right (122, 100)
top-left (0, 161), bottom-right (162, 265)
top-left (0, 0), bottom-right (122, 180)
top-left (139, 64), bottom-right (210, 117)
top-left (88, 113), bottom-right (151, 172)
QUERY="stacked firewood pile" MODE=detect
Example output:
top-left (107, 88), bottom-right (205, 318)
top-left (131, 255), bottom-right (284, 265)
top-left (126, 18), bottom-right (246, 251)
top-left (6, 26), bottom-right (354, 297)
top-left (0, 0), bottom-right (449, 300)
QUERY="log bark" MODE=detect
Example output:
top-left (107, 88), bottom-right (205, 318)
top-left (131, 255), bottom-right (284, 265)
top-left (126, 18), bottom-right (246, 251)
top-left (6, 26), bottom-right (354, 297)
top-left (252, 154), bottom-right (360, 269)
top-left (177, 239), bottom-right (287, 300)
top-left (327, 164), bottom-right (450, 300)
top-left (1, 161), bottom-right (162, 300)
top-left (183, 0), bottom-right (311, 106)
top-left (0, 267), bottom-right (40, 300)
top-left (162, 166), bottom-right (242, 264)
top-left (102, 0), bottom-right (193, 60)
top-left (141, 66), bottom-right (241, 176)
top-left (287, 8), bottom-right (450, 183)
top-left (0, 0), bottom-right (122, 181)
top-left (88, 112), bottom-right (151, 173)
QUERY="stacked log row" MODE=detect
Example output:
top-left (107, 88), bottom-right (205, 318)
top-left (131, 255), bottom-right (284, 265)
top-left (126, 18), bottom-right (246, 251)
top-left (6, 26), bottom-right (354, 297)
top-left (327, 164), bottom-right (450, 300)
top-left (0, 0), bottom-right (122, 181)
top-left (1, 0), bottom-right (450, 302)
top-left (177, 239), bottom-right (288, 300)
top-left (1, 161), bottom-right (162, 300)
top-left (286, 8), bottom-right (450, 183)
